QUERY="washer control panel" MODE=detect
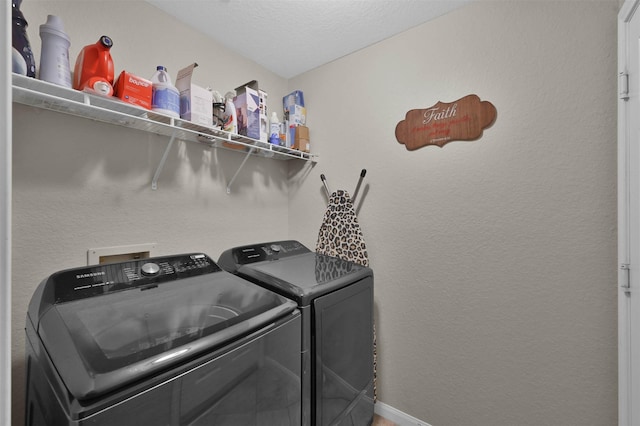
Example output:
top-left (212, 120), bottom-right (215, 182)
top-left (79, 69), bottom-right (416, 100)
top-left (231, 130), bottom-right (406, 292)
top-left (51, 253), bottom-right (220, 303)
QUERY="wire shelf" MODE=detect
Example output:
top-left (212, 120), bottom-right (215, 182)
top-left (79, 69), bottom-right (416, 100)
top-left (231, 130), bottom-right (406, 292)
top-left (11, 73), bottom-right (318, 163)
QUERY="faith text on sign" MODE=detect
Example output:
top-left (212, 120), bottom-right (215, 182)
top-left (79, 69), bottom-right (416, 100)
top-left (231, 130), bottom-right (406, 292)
top-left (395, 94), bottom-right (496, 150)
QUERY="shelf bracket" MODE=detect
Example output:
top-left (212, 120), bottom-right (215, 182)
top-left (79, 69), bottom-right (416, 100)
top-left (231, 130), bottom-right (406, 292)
top-left (152, 130), bottom-right (177, 190)
top-left (226, 148), bottom-right (254, 194)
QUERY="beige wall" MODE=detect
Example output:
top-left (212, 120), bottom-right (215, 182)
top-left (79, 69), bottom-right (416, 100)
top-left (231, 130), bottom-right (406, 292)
top-left (12, 1), bottom-right (619, 426)
top-left (289, 1), bottom-right (619, 425)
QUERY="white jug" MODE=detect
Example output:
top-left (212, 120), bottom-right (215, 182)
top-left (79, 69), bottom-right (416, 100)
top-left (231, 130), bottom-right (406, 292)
top-left (39, 15), bottom-right (71, 88)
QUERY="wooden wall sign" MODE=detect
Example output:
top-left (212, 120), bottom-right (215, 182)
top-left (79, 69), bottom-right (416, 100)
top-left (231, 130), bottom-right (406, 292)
top-left (395, 94), bottom-right (497, 150)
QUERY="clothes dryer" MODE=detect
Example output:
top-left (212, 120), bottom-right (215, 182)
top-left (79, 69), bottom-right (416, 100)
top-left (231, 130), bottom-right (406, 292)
top-left (218, 240), bottom-right (374, 426)
top-left (25, 253), bottom-right (302, 426)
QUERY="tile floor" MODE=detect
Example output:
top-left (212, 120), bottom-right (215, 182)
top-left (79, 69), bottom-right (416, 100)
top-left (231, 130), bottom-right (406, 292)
top-left (372, 414), bottom-right (397, 426)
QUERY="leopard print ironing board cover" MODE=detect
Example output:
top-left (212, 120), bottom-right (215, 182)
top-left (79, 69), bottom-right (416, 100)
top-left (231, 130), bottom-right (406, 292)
top-left (315, 189), bottom-right (377, 401)
top-left (316, 190), bottom-right (369, 266)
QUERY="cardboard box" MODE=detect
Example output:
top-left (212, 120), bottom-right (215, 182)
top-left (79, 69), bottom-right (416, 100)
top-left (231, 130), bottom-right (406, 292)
top-left (293, 125), bottom-right (310, 152)
top-left (283, 90), bottom-right (306, 125)
top-left (175, 63), bottom-right (213, 126)
top-left (114, 71), bottom-right (152, 109)
top-left (259, 89), bottom-right (268, 142)
top-left (287, 104), bottom-right (306, 125)
top-left (260, 114), bottom-right (268, 142)
top-left (258, 89), bottom-right (268, 115)
top-left (283, 90), bottom-right (304, 108)
top-left (234, 81), bottom-right (261, 140)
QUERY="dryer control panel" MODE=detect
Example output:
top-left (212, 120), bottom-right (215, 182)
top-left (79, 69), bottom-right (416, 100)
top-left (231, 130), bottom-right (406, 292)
top-left (218, 240), bottom-right (310, 271)
top-left (47, 253), bottom-right (221, 304)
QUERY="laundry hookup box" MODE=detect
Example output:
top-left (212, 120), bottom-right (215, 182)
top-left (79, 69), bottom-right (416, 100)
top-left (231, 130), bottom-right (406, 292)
top-left (176, 63), bottom-right (213, 127)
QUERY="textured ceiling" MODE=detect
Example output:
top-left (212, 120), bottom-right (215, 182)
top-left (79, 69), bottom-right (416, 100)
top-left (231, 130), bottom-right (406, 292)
top-left (146, 0), bottom-right (470, 79)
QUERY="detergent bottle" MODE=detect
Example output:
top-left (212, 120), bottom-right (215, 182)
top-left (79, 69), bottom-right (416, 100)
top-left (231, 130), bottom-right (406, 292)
top-left (150, 66), bottom-right (180, 118)
top-left (12, 0), bottom-right (36, 77)
top-left (39, 15), bottom-right (72, 87)
top-left (73, 35), bottom-right (115, 96)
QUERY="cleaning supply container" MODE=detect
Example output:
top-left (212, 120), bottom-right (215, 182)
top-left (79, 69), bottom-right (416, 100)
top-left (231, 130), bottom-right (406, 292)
top-left (12, 0), bottom-right (36, 77)
top-left (150, 66), bottom-right (180, 118)
top-left (222, 91), bottom-right (238, 133)
top-left (39, 15), bottom-right (72, 88)
top-left (12, 48), bottom-right (27, 75)
top-left (269, 112), bottom-right (280, 145)
top-left (73, 35), bottom-right (114, 96)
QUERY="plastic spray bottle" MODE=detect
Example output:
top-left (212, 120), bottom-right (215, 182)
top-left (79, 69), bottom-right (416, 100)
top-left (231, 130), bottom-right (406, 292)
top-left (269, 112), bottom-right (280, 145)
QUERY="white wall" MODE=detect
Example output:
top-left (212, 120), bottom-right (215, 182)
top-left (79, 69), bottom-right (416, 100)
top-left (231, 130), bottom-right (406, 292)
top-left (2, 0), bottom-right (12, 424)
top-left (289, 1), bottom-right (619, 425)
top-left (11, 2), bottom-right (294, 425)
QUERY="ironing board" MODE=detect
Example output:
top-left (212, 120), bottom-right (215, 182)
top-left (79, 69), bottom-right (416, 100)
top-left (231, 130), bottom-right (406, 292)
top-left (316, 190), bottom-right (369, 267)
top-left (316, 189), bottom-right (377, 401)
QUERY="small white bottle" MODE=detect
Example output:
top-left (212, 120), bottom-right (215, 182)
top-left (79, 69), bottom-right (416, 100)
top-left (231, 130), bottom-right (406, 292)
top-left (150, 66), bottom-right (180, 118)
top-left (38, 15), bottom-right (72, 87)
top-left (269, 112), bottom-right (280, 145)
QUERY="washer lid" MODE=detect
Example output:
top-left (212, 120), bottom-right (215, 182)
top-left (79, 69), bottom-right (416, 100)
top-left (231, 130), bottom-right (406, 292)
top-left (238, 252), bottom-right (372, 305)
top-left (29, 254), bottom-right (297, 400)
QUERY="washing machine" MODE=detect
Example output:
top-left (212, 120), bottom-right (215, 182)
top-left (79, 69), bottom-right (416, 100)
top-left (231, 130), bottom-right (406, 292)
top-left (25, 253), bottom-right (302, 426)
top-left (218, 240), bottom-right (374, 426)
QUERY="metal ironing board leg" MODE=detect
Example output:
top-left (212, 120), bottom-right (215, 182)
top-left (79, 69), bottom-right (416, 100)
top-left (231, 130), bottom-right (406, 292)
top-left (352, 169), bottom-right (366, 204)
top-left (320, 174), bottom-right (331, 198)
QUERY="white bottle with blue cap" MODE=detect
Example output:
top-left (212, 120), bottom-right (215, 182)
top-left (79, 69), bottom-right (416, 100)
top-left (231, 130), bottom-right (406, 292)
top-left (269, 112), bottom-right (280, 145)
top-left (151, 66), bottom-right (180, 118)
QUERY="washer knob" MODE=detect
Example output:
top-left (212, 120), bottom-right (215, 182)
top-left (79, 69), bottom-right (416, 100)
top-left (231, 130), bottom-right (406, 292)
top-left (270, 244), bottom-right (281, 253)
top-left (141, 262), bottom-right (160, 276)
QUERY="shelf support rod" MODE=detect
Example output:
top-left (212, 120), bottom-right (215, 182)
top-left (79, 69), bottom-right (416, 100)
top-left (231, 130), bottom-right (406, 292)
top-left (226, 148), bottom-right (254, 194)
top-left (152, 130), bottom-right (177, 190)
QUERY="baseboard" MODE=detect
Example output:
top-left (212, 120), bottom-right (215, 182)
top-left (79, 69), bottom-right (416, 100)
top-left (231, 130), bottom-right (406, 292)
top-left (374, 401), bottom-right (431, 426)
